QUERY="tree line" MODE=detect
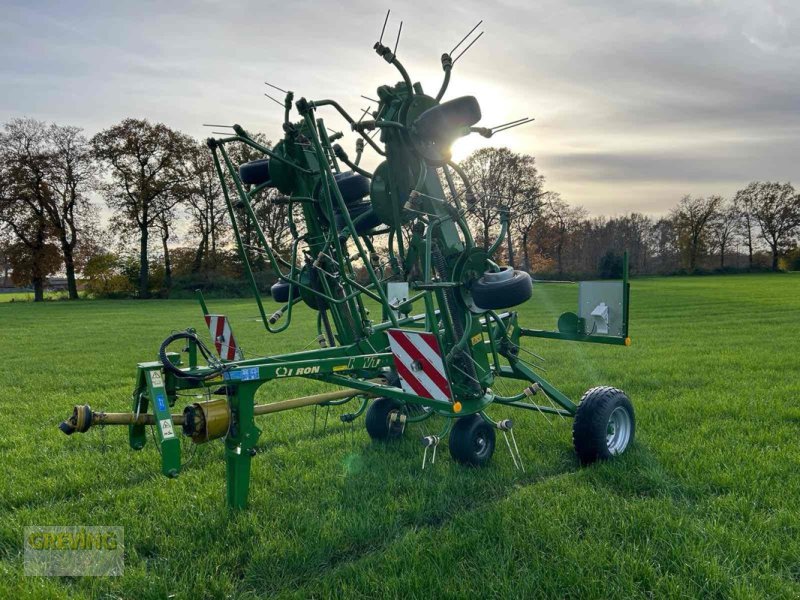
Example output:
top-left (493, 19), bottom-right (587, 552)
top-left (457, 148), bottom-right (799, 278)
top-left (1, 118), bottom-right (798, 302)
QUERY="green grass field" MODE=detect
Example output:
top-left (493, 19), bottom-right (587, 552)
top-left (2, 274), bottom-right (799, 599)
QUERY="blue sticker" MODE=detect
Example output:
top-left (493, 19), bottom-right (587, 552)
top-left (156, 394), bottom-right (166, 411)
top-left (223, 367), bottom-right (259, 382)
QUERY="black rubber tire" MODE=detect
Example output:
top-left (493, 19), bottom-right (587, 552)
top-left (334, 171), bottom-right (371, 204)
top-left (365, 397), bottom-right (403, 441)
top-left (412, 96), bottom-right (482, 142)
top-left (449, 414), bottom-right (496, 467)
top-left (239, 159), bottom-right (271, 186)
top-left (334, 201), bottom-right (382, 234)
top-left (573, 387), bottom-right (635, 465)
top-left (471, 268), bottom-right (532, 310)
top-left (270, 280), bottom-right (295, 303)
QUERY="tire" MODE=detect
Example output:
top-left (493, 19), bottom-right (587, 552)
top-left (412, 96), bottom-right (482, 142)
top-left (471, 267), bottom-right (532, 310)
top-left (239, 159), bottom-right (271, 186)
top-left (365, 397), bottom-right (404, 441)
top-left (334, 201), bottom-right (382, 234)
top-left (572, 387), bottom-right (635, 465)
top-left (449, 414), bottom-right (496, 467)
top-left (334, 171), bottom-right (371, 204)
top-left (270, 280), bottom-right (295, 303)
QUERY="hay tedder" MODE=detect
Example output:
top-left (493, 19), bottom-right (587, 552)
top-left (60, 16), bottom-right (635, 509)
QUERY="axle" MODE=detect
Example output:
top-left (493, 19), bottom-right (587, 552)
top-left (59, 386), bottom-right (379, 440)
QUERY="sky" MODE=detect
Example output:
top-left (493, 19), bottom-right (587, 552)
top-left (1, 0), bottom-right (798, 216)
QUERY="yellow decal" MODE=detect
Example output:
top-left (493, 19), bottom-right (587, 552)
top-left (332, 364), bottom-right (348, 372)
top-left (471, 333), bottom-right (483, 346)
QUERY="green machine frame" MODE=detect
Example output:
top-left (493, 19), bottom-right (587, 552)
top-left (60, 18), bottom-right (634, 509)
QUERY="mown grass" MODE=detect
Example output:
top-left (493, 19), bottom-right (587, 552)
top-left (0, 291), bottom-right (69, 303)
top-left (1, 273), bottom-right (798, 599)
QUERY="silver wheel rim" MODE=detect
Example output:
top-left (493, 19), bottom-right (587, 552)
top-left (473, 431), bottom-right (490, 458)
top-left (606, 406), bottom-right (631, 455)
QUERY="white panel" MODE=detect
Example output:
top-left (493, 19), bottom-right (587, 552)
top-left (578, 281), bottom-right (624, 337)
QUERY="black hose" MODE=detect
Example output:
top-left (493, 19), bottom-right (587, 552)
top-left (158, 331), bottom-right (225, 383)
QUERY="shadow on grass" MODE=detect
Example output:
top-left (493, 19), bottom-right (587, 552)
top-left (575, 441), bottom-right (695, 504)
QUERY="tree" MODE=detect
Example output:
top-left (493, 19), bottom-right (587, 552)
top-left (748, 182), bottom-right (800, 271)
top-left (6, 239), bottom-right (62, 291)
top-left (0, 233), bottom-right (11, 286)
top-left (539, 193), bottom-right (586, 275)
top-left (733, 184), bottom-right (759, 269)
top-left (514, 190), bottom-right (551, 272)
top-left (185, 145), bottom-right (228, 272)
top-left (155, 209), bottom-right (176, 291)
top-left (650, 217), bottom-right (679, 273)
top-left (709, 199), bottom-right (738, 269)
top-left (0, 119), bottom-right (97, 299)
top-left (671, 195), bottom-right (721, 271)
top-left (42, 123), bottom-right (96, 299)
top-left (92, 118), bottom-right (195, 298)
top-left (456, 147), bottom-right (544, 258)
top-left (0, 119), bottom-right (61, 301)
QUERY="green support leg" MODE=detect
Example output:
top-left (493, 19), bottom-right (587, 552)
top-left (225, 383), bottom-right (262, 510)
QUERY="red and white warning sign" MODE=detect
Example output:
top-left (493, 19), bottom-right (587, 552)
top-left (387, 329), bottom-right (452, 401)
top-left (204, 314), bottom-right (243, 362)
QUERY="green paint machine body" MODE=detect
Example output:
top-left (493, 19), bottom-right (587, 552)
top-left (61, 31), bottom-right (635, 509)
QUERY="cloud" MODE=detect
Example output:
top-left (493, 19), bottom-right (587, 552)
top-left (1, 0), bottom-right (797, 215)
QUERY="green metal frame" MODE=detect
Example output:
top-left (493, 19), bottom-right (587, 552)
top-left (66, 34), bottom-right (633, 510)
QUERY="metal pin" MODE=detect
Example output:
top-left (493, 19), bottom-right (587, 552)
top-left (544, 393), bottom-right (567, 421)
top-left (492, 118), bottom-right (535, 134)
top-left (360, 94), bottom-right (379, 104)
top-left (453, 30), bottom-right (484, 64)
top-left (378, 9), bottom-right (390, 45)
top-left (394, 21), bottom-right (403, 55)
top-left (264, 93), bottom-right (284, 108)
top-left (264, 80), bottom-right (289, 94)
top-left (202, 124), bottom-right (235, 128)
top-left (502, 431), bottom-right (519, 470)
top-left (510, 428), bottom-right (524, 471)
top-left (421, 435), bottom-right (439, 469)
top-left (488, 117), bottom-right (530, 131)
top-left (451, 20), bottom-right (483, 55)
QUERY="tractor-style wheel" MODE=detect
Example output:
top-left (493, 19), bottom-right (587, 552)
top-left (449, 414), bottom-right (496, 467)
top-left (334, 171), bottom-right (371, 204)
top-left (572, 387), bottom-right (635, 464)
top-left (471, 267), bottom-right (533, 310)
top-left (239, 158), bottom-right (271, 186)
top-left (365, 398), bottom-right (405, 441)
top-left (412, 96), bottom-right (482, 142)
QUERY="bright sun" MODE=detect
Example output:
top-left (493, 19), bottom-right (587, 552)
top-left (450, 133), bottom-right (493, 162)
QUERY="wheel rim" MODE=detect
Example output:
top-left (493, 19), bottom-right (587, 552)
top-left (473, 430), bottom-right (491, 458)
top-left (606, 406), bottom-right (632, 455)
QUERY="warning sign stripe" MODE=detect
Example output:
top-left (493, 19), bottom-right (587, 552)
top-left (394, 359), bottom-right (431, 398)
top-left (390, 331), bottom-right (450, 394)
top-left (387, 329), bottom-right (452, 402)
top-left (204, 314), bottom-right (242, 361)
